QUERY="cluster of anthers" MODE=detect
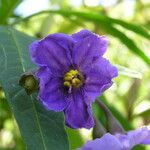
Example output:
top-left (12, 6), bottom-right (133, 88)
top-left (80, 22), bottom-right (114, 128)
top-left (63, 69), bottom-right (84, 92)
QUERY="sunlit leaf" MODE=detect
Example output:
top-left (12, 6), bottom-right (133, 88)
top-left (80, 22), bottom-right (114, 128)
top-left (124, 79), bottom-right (141, 120)
top-left (109, 18), bottom-right (150, 40)
top-left (0, 0), bottom-right (21, 25)
top-left (12, 10), bottom-right (150, 66)
top-left (0, 26), bottom-right (69, 150)
top-left (104, 25), bottom-right (150, 66)
top-left (116, 65), bottom-right (143, 79)
top-left (134, 109), bottom-right (150, 118)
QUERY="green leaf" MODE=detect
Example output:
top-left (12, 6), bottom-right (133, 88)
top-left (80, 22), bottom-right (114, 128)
top-left (0, 26), bottom-right (69, 150)
top-left (12, 10), bottom-right (150, 66)
top-left (0, 0), bottom-right (21, 25)
top-left (124, 79), bottom-right (141, 121)
top-left (134, 109), bottom-right (150, 118)
top-left (109, 18), bottom-right (150, 40)
top-left (102, 25), bottom-right (150, 66)
top-left (66, 127), bottom-right (84, 150)
top-left (116, 65), bottom-right (142, 79)
top-left (65, 11), bottom-right (150, 65)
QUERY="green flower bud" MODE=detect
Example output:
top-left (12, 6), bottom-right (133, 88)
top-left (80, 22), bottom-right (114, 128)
top-left (92, 117), bottom-right (107, 139)
top-left (19, 72), bottom-right (38, 95)
top-left (96, 99), bottom-right (124, 134)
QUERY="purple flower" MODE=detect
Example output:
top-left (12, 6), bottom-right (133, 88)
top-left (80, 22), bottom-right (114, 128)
top-left (29, 29), bottom-right (118, 129)
top-left (77, 127), bottom-right (150, 150)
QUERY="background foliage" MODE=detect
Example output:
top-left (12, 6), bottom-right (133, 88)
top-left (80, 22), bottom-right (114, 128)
top-left (0, 0), bottom-right (150, 150)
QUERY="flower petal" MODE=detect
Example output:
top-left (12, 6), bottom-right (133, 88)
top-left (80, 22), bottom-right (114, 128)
top-left (64, 90), bottom-right (94, 129)
top-left (140, 128), bottom-right (150, 145)
top-left (84, 57), bottom-right (118, 103)
top-left (29, 33), bottom-right (74, 76)
top-left (77, 133), bottom-right (122, 150)
top-left (48, 33), bottom-right (74, 51)
top-left (72, 29), bottom-right (108, 70)
top-left (72, 29), bottom-right (93, 41)
top-left (36, 66), bottom-right (52, 87)
top-left (37, 68), bottom-right (68, 111)
top-left (116, 127), bottom-right (150, 149)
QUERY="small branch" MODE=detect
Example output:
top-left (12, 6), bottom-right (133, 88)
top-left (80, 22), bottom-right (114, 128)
top-left (93, 117), bottom-right (107, 139)
top-left (95, 98), bottom-right (124, 134)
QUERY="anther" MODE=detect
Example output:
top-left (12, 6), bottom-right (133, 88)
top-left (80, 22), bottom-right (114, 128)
top-left (64, 81), bottom-right (71, 87)
top-left (63, 69), bottom-right (84, 89)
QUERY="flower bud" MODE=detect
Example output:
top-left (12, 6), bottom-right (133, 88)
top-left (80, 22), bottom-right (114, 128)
top-left (92, 117), bottom-right (107, 139)
top-left (19, 72), bottom-right (38, 95)
top-left (96, 99), bottom-right (124, 134)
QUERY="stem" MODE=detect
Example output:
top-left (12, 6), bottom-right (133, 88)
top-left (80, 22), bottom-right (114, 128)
top-left (95, 98), bottom-right (124, 134)
top-left (93, 117), bottom-right (107, 139)
top-left (95, 98), bottom-right (112, 117)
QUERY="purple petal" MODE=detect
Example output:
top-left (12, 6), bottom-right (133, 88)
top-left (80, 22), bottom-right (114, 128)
top-left (36, 67), bottom-right (52, 87)
top-left (72, 29), bottom-right (108, 71)
top-left (72, 29), bottom-right (93, 41)
top-left (77, 127), bottom-right (150, 150)
top-left (29, 33), bottom-right (74, 76)
top-left (64, 90), bottom-right (94, 129)
top-left (37, 68), bottom-right (68, 111)
top-left (84, 57), bottom-right (118, 103)
top-left (48, 33), bottom-right (74, 51)
top-left (77, 133), bottom-right (122, 150)
top-left (141, 129), bottom-right (150, 145)
top-left (116, 127), bottom-right (150, 149)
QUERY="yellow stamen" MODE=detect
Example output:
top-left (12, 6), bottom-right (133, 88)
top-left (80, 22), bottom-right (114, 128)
top-left (63, 69), bottom-right (84, 89)
top-left (63, 81), bottom-right (71, 87)
top-left (69, 70), bottom-right (78, 74)
top-left (64, 76), bottom-right (72, 81)
top-left (72, 78), bottom-right (81, 88)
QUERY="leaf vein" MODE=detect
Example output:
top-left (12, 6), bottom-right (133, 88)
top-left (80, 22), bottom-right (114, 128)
top-left (0, 44), bottom-right (7, 70)
top-left (30, 95), bottom-right (47, 150)
top-left (8, 28), bottom-right (26, 72)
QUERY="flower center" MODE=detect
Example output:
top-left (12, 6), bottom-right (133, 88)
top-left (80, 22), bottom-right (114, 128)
top-left (63, 69), bottom-right (84, 89)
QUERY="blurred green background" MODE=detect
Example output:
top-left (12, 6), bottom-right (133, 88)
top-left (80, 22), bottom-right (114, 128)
top-left (0, 0), bottom-right (150, 149)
